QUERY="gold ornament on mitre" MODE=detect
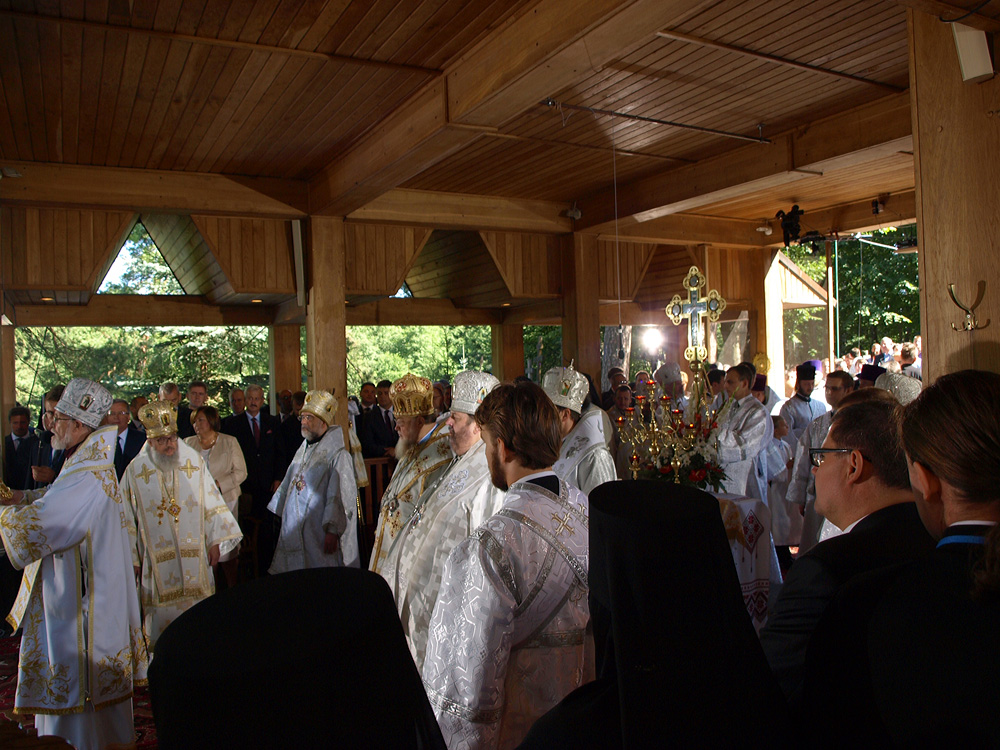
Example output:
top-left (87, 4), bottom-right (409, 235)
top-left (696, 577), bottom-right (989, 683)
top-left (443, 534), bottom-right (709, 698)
top-left (752, 352), bottom-right (771, 376)
top-left (390, 374), bottom-right (435, 418)
top-left (139, 400), bottom-right (178, 438)
top-left (542, 360), bottom-right (589, 414)
top-left (301, 389), bottom-right (339, 426)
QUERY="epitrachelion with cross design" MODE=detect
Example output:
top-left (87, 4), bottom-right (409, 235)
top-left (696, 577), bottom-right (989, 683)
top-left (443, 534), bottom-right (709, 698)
top-left (665, 266), bottom-right (727, 366)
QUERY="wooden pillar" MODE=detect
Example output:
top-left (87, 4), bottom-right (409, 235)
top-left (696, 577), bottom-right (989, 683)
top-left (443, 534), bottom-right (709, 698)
top-left (0, 323), bottom-right (15, 440)
top-left (268, 324), bottom-right (303, 405)
top-left (305, 217), bottom-right (348, 433)
top-left (491, 324), bottom-right (524, 382)
top-left (825, 241), bottom-right (836, 368)
top-left (910, 10), bottom-right (1000, 378)
top-left (561, 233), bottom-right (601, 380)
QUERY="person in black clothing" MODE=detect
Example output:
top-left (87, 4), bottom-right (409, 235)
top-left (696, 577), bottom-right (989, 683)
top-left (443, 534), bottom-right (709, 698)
top-left (360, 379), bottom-right (397, 459)
top-left (4, 406), bottom-right (38, 491)
top-left (108, 398), bottom-right (146, 481)
top-left (28, 385), bottom-right (66, 489)
top-left (759, 395), bottom-right (934, 708)
top-left (802, 370), bottom-right (1000, 746)
top-left (159, 382), bottom-right (194, 439)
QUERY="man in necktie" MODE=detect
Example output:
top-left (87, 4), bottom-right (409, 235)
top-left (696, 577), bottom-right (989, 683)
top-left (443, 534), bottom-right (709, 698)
top-left (4, 406), bottom-right (38, 491)
top-left (109, 398), bottom-right (146, 481)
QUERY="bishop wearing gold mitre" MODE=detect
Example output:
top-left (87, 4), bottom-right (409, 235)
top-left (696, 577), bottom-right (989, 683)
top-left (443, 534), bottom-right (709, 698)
top-left (120, 399), bottom-right (242, 653)
top-left (369, 373), bottom-right (452, 575)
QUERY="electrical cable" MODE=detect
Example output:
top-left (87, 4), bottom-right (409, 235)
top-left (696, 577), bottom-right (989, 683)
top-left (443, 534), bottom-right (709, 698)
top-left (940, 0), bottom-right (993, 23)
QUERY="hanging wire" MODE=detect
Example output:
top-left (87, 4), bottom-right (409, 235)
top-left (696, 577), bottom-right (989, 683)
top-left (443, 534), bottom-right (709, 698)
top-left (612, 118), bottom-right (623, 332)
top-left (940, 0), bottom-right (992, 23)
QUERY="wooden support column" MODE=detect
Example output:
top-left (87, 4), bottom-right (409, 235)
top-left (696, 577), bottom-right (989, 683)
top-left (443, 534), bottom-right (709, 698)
top-left (826, 242), bottom-right (836, 367)
top-left (0, 323), bottom-right (15, 440)
top-left (909, 10), bottom-right (1000, 378)
top-left (305, 218), bottom-right (348, 433)
top-left (491, 324), bottom-right (525, 382)
top-left (268, 325), bottom-right (303, 407)
top-left (561, 234), bottom-right (602, 380)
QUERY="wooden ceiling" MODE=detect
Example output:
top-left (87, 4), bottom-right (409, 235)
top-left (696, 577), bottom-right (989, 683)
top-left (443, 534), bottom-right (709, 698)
top-left (2, 0), bottom-right (999, 321)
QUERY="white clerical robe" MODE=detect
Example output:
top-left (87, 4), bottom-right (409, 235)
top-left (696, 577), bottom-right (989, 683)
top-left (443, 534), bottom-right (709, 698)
top-left (764, 434), bottom-right (800, 546)
top-left (717, 395), bottom-right (769, 496)
top-left (422, 476), bottom-right (592, 750)
top-left (554, 407), bottom-right (617, 495)
top-left (0, 425), bottom-right (146, 750)
top-left (369, 421), bottom-right (452, 575)
top-left (268, 425), bottom-right (360, 572)
top-left (381, 440), bottom-right (504, 671)
top-left (785, 410), bottom-right (834, 553)
top-left (120, 440), bottom-right (241, 651)
top-left (778, 393), bottom-right (827, 446)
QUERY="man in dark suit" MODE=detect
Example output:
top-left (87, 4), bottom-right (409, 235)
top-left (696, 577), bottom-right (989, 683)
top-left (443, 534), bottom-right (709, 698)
top-left (160, 382), bottom-right (194, 439)
top-left (108, 398), bottom-right (146, 481)
top-left (4, 405), bottom-right (38, 490)
top-left (28, 385), bottom-right (66, 489)
top-left (758, 395), bottom-right (934, 708)
top-left (360, 380), bottom-right (397, 459)
top-left (223, 383), bottom-right (285, 574)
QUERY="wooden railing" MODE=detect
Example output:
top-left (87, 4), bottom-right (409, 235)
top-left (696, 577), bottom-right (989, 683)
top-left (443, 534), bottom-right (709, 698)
top-left (357, 457), bottom-right (393, 562)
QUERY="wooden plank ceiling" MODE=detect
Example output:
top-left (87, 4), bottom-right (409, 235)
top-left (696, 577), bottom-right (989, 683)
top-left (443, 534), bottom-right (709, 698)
top-left (2, 0), bottom-right (997, 320)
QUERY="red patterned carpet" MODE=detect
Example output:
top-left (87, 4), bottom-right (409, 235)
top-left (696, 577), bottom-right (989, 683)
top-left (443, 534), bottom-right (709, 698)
top-left (0, 635), bottom-right (157, 748)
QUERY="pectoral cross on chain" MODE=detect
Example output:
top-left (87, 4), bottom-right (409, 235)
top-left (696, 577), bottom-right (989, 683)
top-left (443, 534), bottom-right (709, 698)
top-left (177, 459), bottom-right (199, 479)
top-left (665, 266), bottom-right (727, 365)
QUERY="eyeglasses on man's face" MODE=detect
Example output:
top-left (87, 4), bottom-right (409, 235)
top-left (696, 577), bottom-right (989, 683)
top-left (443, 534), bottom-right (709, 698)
top-left (809, 447), bottom-right (853, 468)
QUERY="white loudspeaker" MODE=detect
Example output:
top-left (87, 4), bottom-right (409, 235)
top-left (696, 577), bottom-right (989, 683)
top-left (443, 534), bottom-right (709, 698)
top-left (951, 23), bottom-right (994, 83)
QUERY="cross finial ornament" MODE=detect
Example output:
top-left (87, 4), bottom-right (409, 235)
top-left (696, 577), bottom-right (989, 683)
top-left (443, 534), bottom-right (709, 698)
top-left (177, 459), bottom-right (199, 479)
top-left (665, 266), bottom-right (727, 365)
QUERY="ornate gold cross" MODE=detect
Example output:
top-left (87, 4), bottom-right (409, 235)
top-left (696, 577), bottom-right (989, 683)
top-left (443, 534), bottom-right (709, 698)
top-left (136, 464), bottom-right (156, 484)
top-left (665, 266), bottom-right (727, 365)
top-left (551, 512), bottom-right (575, 536)
top-left (177, 459), bottom-right (199, 479)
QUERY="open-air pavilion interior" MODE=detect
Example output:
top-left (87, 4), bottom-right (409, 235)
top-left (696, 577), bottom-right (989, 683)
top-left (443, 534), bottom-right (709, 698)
top-left (1, 0), bottom-right (998, 437)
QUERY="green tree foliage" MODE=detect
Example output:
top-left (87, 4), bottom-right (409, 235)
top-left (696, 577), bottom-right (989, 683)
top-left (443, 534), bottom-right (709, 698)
top-left (100, 222), bottom-right (184, 295)
top-left (781, 225), bottom-right (919, 361)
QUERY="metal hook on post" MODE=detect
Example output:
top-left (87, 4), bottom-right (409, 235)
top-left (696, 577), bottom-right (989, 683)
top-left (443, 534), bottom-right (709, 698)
top-left (948, 280), bottom-right (990, 331)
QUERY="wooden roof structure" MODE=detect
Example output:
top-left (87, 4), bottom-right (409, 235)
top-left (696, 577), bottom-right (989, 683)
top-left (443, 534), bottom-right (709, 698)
top-left (1, 0), bottom-right (999, 418)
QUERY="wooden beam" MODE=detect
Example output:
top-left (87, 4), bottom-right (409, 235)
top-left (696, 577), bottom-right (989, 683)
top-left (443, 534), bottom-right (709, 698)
top-left (893, 0), bottom-right (1000, 32)
top-left (501, 299), bottom-right (563, 325)
top-left (305, 218), bottom-right (347, 432)
top-left (577, 93), bottom-right (913, 232)
top-left (309, 0), bottom-right (715, 216)
top-left (594, 214), bottom-right (771, 247)
top-left (0, 162), bottom-right (308, 218)
top-left (13, 296), bottom-right (275, 327)
top-left (269, 325), bottom-right (303, 397)
top-left (346, 298), bottom-right (502, 326)
top-left (798, 191), bottom-right (917, 238)
top-left (274, 298), bottom-right (307, 326)
top-left (349, 189), bottom-right (572, 234)
top-left (491, 324), bottom-right (525, 381)
top-left (0, 312), bottom-right (15, 439)
top-left (655, 29), bottom-right (906, 93)
top-left (561, 234), bottom-right (602, 380)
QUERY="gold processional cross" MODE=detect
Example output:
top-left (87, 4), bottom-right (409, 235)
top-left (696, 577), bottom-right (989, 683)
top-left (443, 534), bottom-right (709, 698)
top-left (665, 266), bottom-right (727, 366)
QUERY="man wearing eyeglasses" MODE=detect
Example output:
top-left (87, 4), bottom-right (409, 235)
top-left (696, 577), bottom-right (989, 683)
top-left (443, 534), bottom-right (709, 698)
top-left (759, 397), bottom-right (934, 709)
top-left (785, 370), bottom-right (855, 554)
top-left (109, 398), bottom-right (146, 481)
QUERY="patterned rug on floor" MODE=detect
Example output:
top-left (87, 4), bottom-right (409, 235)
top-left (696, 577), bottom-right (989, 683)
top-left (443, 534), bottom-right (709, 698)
top-left (0, 634), bottom-right (157, 748)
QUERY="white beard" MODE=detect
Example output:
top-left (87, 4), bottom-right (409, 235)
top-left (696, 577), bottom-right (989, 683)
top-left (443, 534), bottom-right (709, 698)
top-left (150, 448), bottom-right (181, 472)
top-left (395, 436), bottom-right (413, 456)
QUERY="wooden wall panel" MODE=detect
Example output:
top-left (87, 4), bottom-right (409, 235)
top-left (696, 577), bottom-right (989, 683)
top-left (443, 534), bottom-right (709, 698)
top-left (344, 223), bottom-right (431, 297)
top-left (596, 239), bottom-right (657, 301)
top-left (406, 230), bottom-right (510, 308)
top-left (634, 244), bottom-right (700, 309)
top-left (479, 231), bottom-right (559, 298)
top-left (193, 215), bottom-right (295, 294)
top-left (142, 214), bottom-right (225, 295)
top-left (0, 206), bottom-right (135, 291)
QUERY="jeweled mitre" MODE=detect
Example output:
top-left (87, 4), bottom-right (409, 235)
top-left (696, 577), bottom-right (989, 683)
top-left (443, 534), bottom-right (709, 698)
top-left (391, 373), bottom-right (435, 418)
top-left (542, 362), bottom-right (589, 414)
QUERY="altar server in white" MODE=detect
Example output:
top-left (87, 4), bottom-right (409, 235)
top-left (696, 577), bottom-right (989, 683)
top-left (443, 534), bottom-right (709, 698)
top-left (544, 362), bottom-right (616, 495)
top-left (120, 399), bottom-right (242, 652)
top-left (0, 378), bottom-right (147, 750)
top-left (268, 389), bottom-right (360, 572)
top-left (779, 361), bottom-right (828, 444)
top-left (423, 381), bottom-right (592, 750)
top-left (380, 371), bottom-right (504, 670)
top-left (717, 363), bottom-right (769, 496)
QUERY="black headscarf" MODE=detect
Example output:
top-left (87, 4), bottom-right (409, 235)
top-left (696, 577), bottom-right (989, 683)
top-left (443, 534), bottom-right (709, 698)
top-left (521, 480), bottom-right (791, 748)
top-left (149, 567), bottom-right (446, 750)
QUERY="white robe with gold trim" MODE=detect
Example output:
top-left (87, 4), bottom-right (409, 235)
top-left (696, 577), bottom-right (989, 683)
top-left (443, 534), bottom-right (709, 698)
top-left (0, 425), bottom-right (146, 749)
top-left (553, 406), bottom-right (617, 495)
top-left (120, 440), bottom-right (241, 651)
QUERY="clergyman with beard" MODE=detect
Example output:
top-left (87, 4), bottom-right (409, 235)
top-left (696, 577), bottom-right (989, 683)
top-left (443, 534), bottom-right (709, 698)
top-left (119, 399), bottom-right (242, 654)
top-left (267, 390), bottom-right (361, 572)
top-left (422, 380), bottom-right (592, 748)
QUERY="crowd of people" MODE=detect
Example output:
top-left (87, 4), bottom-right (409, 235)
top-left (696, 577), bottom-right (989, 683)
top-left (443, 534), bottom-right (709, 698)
top-left (1, 341), bottom-right (998, 748)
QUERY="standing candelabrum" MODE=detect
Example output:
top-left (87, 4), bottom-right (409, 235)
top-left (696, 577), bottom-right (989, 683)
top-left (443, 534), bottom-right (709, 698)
top-left (614, 266), bottom-right (731, 489)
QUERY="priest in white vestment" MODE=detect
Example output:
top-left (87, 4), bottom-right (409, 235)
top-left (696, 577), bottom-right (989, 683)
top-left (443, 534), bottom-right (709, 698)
top-left (380, 371), bottom-right (504, 670)
top-left (423, 381), bottom-right (592, 750)
top-left (120, 400), bottom-right (242, 652)
top-left (268, 390), bottom-right (360, 572)
top-left (0, 378), bottom-right (147, 750)
top-left (369, 373), bottom-right (453, 575)
top-left (716, 363), bottom-right (769, 496)
top-left (544, 362), bottom-right (617, 495)
top-left (778, 362), bottom-right (828, 445)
